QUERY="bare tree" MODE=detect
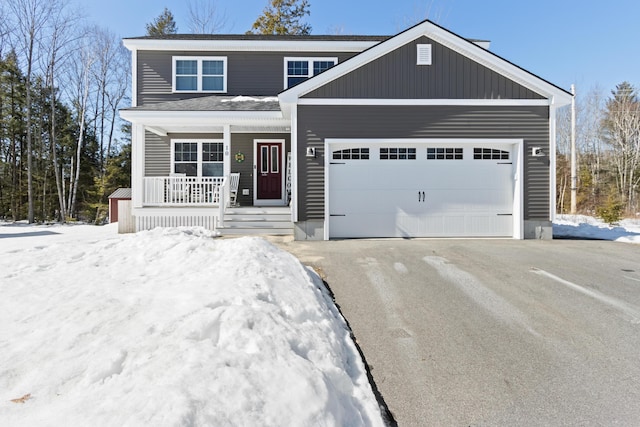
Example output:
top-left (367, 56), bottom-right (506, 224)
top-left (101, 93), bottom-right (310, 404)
top-left (40, 0), bottom-right (81, 221)
top-left (0, 4), bottom-right (10, 56)
top-left (187, 0), bottom-right (228, 34)
top-left (90, 28), bottom-right (123, 175)
top-left (63, 31), bottom-right (96, 218)
top-left (602, 82), bottom-right (640, 212)
top-left (88, 27), bottom-right (130, 221)
top-left (7, 0), bottom-right (55, 223)
top-left (399, 0), bottom-right (451, 29)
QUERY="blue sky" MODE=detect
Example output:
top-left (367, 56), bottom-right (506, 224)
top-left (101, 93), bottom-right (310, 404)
top-left (81, 0), bottom-right (639, 94)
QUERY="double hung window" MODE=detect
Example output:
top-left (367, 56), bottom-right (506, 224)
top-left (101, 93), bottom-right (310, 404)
top-left (173, 140), bottom-right (224, 177)
top-left (284, 57), bottom-right (337, 88)
top-left (173, 57), bottom-right (227, 93)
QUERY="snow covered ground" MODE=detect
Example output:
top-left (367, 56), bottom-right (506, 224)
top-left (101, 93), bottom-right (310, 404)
top-left (553, 215), bottom-right (640, 244)
top-left (0, 223), bottom-right (383, 426)
top-left (1, 215), bottom-right (637, 426)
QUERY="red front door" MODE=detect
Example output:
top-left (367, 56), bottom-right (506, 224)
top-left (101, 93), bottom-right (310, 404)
top-left (256, 142), bottom-right (282, 200)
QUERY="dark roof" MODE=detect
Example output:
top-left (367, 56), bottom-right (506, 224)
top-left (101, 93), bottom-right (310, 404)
top-left (123, 33), bottom-right (491, 44)
top-left (122, 96), bottom-right (281, 112)
top-left (124, 34), bottom-right (391, 42)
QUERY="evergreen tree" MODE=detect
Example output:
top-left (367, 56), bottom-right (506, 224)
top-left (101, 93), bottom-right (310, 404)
top-left (146, 7), bottom-right (178, 36)
top-left (248, 0), bottom-right (311, 35)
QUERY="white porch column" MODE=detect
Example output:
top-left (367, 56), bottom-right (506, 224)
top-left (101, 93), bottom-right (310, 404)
top-left (132, 124), bottom-right (146, 208)
top-left (223, 125), bottom-right (231, 205)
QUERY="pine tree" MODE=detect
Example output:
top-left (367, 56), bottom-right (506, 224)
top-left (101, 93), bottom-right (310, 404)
top-left (146, 7), bottom-right (178, 36)
top-left (248, 0), bottom-right (311, 35)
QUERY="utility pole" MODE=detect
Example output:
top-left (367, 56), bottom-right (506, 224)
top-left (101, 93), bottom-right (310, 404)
top-left (570, 84), bottom-right (577, 215)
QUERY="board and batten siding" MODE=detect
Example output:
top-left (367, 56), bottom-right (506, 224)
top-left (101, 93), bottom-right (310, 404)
top-left (137, 50), bottom-right (357, 105)
top-left (297, 105), bottom-right (549, 222)
top-left (303, 36), bottom-right (545, 100)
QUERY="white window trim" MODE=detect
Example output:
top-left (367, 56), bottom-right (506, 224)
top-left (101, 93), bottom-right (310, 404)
top-left (283, 57), bottom-right (338, 89)
top-left (171, 139), bottom-right (225, 177)
top-left (172, 56), bottom-right (227, 93)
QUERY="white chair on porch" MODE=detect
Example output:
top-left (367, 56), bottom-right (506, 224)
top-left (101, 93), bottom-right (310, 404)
top-left (229, 173), bottom-right (240, 206)
top-left (169, 173), bottom-right (189, 203)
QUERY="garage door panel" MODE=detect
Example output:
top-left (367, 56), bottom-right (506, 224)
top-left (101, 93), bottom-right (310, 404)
top-left (331, 189), bottom-right (425, 214)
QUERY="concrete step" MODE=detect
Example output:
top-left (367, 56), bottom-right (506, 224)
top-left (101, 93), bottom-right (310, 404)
top-left (226, 207), bottom-right (291, 215)
top-left (223, 221), bottom-right (293, 229)
top-left (224, 214), bottom-right (291, 222)
top-left (221, 226), bottom-right (294, 236)
top-left (220, 206), bottom-right (293, 236)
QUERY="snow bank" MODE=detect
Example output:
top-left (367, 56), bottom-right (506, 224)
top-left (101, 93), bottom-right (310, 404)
top-left (554, 215), bottom-right (640, 244)
top-left (0, 226), bottom-right (383, 426)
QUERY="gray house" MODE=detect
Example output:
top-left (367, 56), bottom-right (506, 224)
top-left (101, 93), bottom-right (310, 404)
top-left (120, 20), bottom-right (572, 240)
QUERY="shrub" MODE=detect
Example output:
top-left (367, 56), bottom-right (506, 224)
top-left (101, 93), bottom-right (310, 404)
top-left (595, 198), bottom-right (623, 225)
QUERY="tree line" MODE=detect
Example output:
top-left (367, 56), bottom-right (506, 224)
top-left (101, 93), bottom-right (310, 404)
top-left (0, 0), bottom-right (130, 223)
top-left (0, 0), bottom-right (311, 224)
top-left (557, 82), bottom-right (640, 220)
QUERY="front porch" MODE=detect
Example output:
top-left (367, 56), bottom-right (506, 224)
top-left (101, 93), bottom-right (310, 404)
top-left (132, 205), bottom-right (293, 236)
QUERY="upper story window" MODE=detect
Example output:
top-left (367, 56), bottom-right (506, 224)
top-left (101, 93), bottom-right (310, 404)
top-left (284, 57), bottom-right (338, 89)
top-left (173, 57), bottom-right (227, 93)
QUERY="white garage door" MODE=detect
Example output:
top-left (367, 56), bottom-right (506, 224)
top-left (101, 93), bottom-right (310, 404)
top-left (328, 142), bottom-right (516, 238)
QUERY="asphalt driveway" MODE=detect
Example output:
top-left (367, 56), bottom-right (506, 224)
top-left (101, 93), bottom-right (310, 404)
top-left (278, 238), bottom-right (640, 426)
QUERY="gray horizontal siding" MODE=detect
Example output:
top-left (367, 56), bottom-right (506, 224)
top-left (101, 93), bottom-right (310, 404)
top-left (144, 132), bottom-right (170, 176)
top-left (144, 132), bottom-right (223, 176)
top-left (137, 50), bottom-right (356, 105)
top-left (304, 36), bottom-right (544, 100)
top-left (297, 105), bottom-right (549, 222)
top-left (144, 131), bottom-right (290, 207)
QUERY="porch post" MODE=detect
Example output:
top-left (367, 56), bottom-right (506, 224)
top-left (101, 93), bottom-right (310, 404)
top-left (132, 124), bottom-right (145, 209)
top-left (223, 125), bottom-right (231, 206)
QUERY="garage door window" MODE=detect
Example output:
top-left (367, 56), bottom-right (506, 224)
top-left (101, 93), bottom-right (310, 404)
top-left (380, 147), bottom-right (416, 160)
top-left (427, 147), bottom-right (463, 160)
top-left (474, 147), bottom-right (509, 160)
top-left (333, 148), bottom-right (369, 160)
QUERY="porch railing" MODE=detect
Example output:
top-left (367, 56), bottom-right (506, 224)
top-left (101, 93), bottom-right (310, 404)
top-left (143, 176), bottom-right (226, 206)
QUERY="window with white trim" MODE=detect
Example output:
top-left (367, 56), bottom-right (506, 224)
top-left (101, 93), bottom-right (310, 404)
top-left (284, 57), bottom-right (338, 88)
top-left (172, 140), bottom-right (224, 176)
top-left (173, 57), bottom-right (227, 93)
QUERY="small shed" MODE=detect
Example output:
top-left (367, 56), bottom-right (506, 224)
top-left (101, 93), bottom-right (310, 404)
top-left (108, 188), bottom-right (131, 223)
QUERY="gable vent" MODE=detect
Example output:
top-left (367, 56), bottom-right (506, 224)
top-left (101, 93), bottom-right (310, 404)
top-left (416, 44), bottom-right (432, 65)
